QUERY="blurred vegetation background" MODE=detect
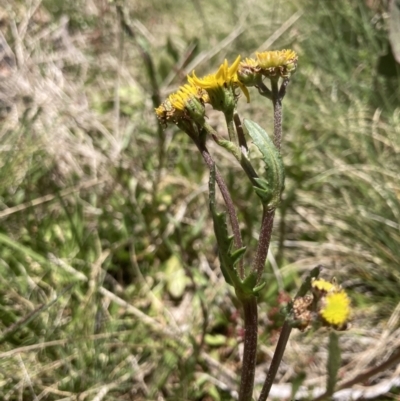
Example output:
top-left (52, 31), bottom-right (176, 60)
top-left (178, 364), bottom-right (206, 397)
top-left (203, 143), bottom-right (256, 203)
top-left (0, 0), bottom-right (399, 400)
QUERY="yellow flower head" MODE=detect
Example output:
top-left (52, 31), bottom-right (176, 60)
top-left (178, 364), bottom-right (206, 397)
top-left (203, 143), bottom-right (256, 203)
top-left (237, 57), bottom-right (262, 88)
top-left (168, 83), bottom-right (199, 111)
top-left (312, 278), bottom-right (338, 293)
top-left (291, 277), bottom-right (351, 332)
top-left (320, 291), bottom-right (351, 328)
top-left (189, 55), bottom-right (241, 89)
top-left (155, 83), bottom-right (207, 126)
top-left (255, 49), bottom-right (298, 78)
top-left (188, 55), bottom-right (250, 108)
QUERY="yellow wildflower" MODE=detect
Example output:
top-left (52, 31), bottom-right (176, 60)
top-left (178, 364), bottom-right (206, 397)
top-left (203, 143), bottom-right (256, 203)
top-left (255, 49), bottom-right (298, 78)
top-left (237, 57), bottom-right (262, 88)
top-left (189, 55), bottom-right (241, 89)
top-left (155, 83), bottom-right (207, 126)
top-left (168, 83), bottom-right (199, 111)
top-left (312, 278), bottom-right (338, 293)
top-left (320, 291), bottom-right (351, 328)
top-left (188, 55), bottom-right (250, 107)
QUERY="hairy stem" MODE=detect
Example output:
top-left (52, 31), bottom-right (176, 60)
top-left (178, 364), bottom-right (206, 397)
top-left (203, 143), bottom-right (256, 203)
top-left (276, 203), bottom-right (287, 267)
top-left (272, 77), bottom-right (290, 151)
top-left (252, 206), bottom-right (275, 283)
top-left (255, 77), bottom-right (292, 400)
top-left (271, 78), bottom-right (282, 151)
top-left (238, 296), bottom-right (258, 401)
top-left (258, 322), bottom-right (292, 401)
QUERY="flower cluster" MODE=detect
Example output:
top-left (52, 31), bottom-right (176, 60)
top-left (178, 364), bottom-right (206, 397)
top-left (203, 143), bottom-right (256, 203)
top-left (156, 55), bottom-right (247, 128)
top-left (155, 49), bottom-right (298, 129)
top-left (291, 278), bottom-right (351, 331)
top-left (312, 278), bottom-right (351, 329)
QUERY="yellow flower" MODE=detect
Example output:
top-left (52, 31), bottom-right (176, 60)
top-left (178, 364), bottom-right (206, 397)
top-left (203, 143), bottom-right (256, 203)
top-left (312, 278), bottom-right (337, 293)
top-left (255, 49), bottom-right (298, 78)
top-left (189, 55), bottom-right (241, 89)
top-left (237, 58), bottom-right (262, 87)
top-left (155, 83), bottom-right (206, 125)
top-left (240, 57), bottom-right (259, 69)
top-left (168, 83), bottom-right (199, 110)
top-left (256, 49), bottom-right (297, 68)
top-left (320, 291), bottom-right (351, 327)
top-left (188, 55), bottom-right (250, 106)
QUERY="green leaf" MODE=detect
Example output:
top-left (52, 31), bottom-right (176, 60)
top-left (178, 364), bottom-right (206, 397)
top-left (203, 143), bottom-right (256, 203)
top-left (239, 271), bottom-right (266, 296)
top-left (208, 164), bottom-right (265, 297)
top-left (244, 119), bottom-right (285, 209)
top-left (208, 163), bottom-right (246, 289)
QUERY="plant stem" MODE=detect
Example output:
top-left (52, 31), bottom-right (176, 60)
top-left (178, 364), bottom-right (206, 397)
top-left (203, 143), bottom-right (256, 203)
top-left (226, 110), bottom-right (239, 146)
top-left (203, 122), bottom-right (259, 189)
top-left (196, 142), bottom-right (245, 279)
top-left (255, 77), bottom-right (293, 401)
top-left (251, 77), bottom-right (288, 282)
top-left (272, 77), bottom-right (290, 151)
top-left (238, 295), bottom-right (258, 401)
top-left (271, 78), bottom-right (282, 151)
top-left (276, 202), bottom-right (287, 267)
top-left (258, 267), bottom-right (321, 401)
top-left (252, 206), bottom-right (275, 283)
top-left (258, 322), bottom-right (292, 401)
top-left (233, 109), bottom-right (249, 152)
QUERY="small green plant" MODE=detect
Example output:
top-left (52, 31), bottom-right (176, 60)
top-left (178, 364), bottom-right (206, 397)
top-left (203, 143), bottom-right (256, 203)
top-left (155, 50), bottom-right (351, 400)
